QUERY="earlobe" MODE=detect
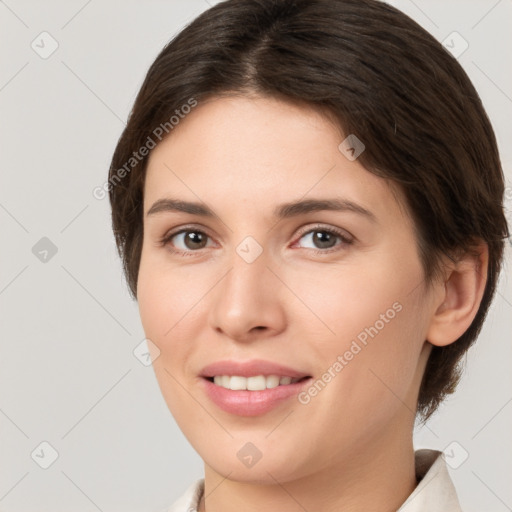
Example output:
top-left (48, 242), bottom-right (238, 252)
top-left (426, 242), bottom-right (489, 347)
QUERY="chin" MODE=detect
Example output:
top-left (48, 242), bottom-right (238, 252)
top-left (198, 438), bottom-right (312, 484)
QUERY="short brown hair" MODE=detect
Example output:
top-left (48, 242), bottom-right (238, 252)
top-left (108, 0), bottom-right (509, 421)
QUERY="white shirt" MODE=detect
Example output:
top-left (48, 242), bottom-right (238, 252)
top-left (164, 449), bottom-right (462, 512)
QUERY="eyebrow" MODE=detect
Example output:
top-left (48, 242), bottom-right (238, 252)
top-left (146, 197), bottom-right (377, 223)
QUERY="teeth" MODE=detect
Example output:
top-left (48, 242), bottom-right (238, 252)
top-left (267, 375), bottom-right (281, 388)
top-left (230, 376), bottom-right (249, 390)
top-left (247, 375), bottom-right (269, 390)
top-left (212, 375), bottom-right (302, 390)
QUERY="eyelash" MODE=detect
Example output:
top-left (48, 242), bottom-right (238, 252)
top-left (158, 224), bottom-right (354, 257)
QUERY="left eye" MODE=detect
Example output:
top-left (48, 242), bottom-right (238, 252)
top-left (295, 228), bottom-right (352, 251)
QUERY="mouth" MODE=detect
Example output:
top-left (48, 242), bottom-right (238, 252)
top-left (198, 359), bottom-right (313, 415)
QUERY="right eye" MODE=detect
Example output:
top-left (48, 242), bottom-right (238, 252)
top-left (160, 228), bottom-right (215, 255)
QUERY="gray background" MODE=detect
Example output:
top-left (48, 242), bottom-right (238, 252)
top-left (0, 1), bottom-right (510, 511)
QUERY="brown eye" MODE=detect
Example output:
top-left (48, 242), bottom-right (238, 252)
top-left (296, 227), bottom-right (352, 251)
top-left (163, 229), bottom-right (213, 252)
top-left (311, 231), bottom-right (337, 249)
top-left (181, 231), bottom-right (208, 250)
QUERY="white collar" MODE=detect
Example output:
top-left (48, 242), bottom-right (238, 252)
top-left (398, 449), bottom-right (462, 511)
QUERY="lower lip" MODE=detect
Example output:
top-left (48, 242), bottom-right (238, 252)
top-left (201, 377), bottom-right (312, 416)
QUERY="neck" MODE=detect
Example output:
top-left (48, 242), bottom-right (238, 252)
top-left (198, 419), bottom-right (417, 512)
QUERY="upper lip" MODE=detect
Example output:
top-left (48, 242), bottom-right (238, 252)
top-left (200, 359), bottom-right (311, 379)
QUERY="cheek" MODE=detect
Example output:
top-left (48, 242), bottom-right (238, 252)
top-left (287, 249), bottom-right (423, 348)
top-left (137, 256), bottom-right (205, 426)
top-left (137, 253), bottom-right (194, 382)
top-left (137, 250), bottom-right (204, 341)
top-left (291, 252), bottom-right (426, 414)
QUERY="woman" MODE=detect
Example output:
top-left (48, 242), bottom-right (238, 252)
top-left (107, 0), bottom-right (509, 510)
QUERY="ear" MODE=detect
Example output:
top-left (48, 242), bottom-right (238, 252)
top-left (426, 241), bottom-right (489, 347)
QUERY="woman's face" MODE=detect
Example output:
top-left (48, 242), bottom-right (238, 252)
top-left (137, 95), bottom-right (437, 483)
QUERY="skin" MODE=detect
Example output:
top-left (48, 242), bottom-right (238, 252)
top-left (137, 94), bottom-right (488, 512)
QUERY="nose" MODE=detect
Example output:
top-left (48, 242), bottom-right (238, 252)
top-left (209, 245), bottom-right (287, 342)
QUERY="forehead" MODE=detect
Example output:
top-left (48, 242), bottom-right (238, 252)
top-left (143, 95), bottom-right (407, 223)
